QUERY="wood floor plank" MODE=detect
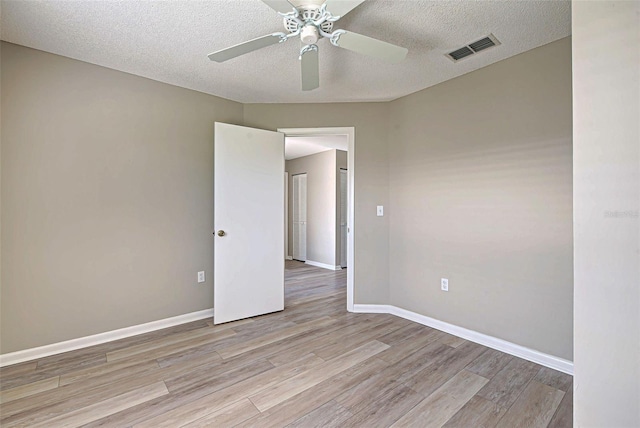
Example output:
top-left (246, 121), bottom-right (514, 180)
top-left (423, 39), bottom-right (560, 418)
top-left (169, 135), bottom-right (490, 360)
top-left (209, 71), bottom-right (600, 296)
top-left (106, 327), bottom-right (236, 362)
top-left (442, 395), bottom-right (506, 428)
top-left (217, 316), bottom-right (334, 359)
top-left (286, 399), bottom-right (353, 428)
top-left (104, 317), bottom-right (250, 362)
top-left (221, 318), bottom-right (299, 342)
top-left (59, 358), bottom-right (163, 387)
top-left (335, 341), bottom-right (453, 415)
top-left (547, 384), bottom-right (573, 428)
top-left (335, 370), bottom-right (404, 416)
top-left (181, 398), bottom-right (260, 428)
top-left (0, 354), bottom-right (107, 391)
top-left (240, 314), bottom-right (368, 364)
top-left (1, 351), bottom-right (231, 426)
top-left (376, 323), bottom-right (435, 346)
top-left (495, 380), bottom-right (565, 428)
top-left (1, 367), bottom-right (173, 426)
top-left (312, 317), bottom-right (407, 361)
top-left (438, 332), bottom-right (467, 348)
top-left (31, 381), bottom-right (168, 428)
top-left (163, 356), bottom-right (274, 394)
top-left (476, 357), bottom-right (542, 408)
top-left (135, 353), bottom-right (324, 428)
top-left (81, 359), bottom-right (275, 428)
top-left (0, 362), bottom-right (37, 379)
top-left (33, 351), bottom-right (108, 377)
top-left (465, 348), bottom-right (514, 379)
top-left (0, 376), bottom-right (59, 404)
top-left (154, 338), bottom-right (235, 368)
top-left (342, 383), bottom-right (424, 428)
top-left (237, 358), bottom-right (390, 428)
top-left (248, 340), bottom-right (390, 412)
top-left (534, 366), bottom-right (573, 392)
top-left (169, 316), bottom-right (341, 370)
top-left (375, 328), bottom-right (444, 365)
top-left (265, 316), bottom-right (380, 367)
top-left (0, 371), bottom-right (57, 393)
top-left (404, 341), bottom-right (487, 397)
top-left (391, 370), bottom-right (488, 427)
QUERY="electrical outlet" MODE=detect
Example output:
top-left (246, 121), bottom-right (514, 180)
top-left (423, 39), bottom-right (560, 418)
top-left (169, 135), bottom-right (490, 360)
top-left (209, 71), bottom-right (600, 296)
top-left (441, 278), bottom-right (449, 292)
top-left (377, 205), bottom-right (384, 216)
top-left (198, 271), bottom-right (205, 283)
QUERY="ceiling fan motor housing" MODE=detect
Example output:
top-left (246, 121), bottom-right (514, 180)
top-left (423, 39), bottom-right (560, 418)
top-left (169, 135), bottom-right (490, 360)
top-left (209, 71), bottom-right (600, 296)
top-left (283, 7), bottom-right (333, 36)
top-left (301, 24), bottom-right (319, 44)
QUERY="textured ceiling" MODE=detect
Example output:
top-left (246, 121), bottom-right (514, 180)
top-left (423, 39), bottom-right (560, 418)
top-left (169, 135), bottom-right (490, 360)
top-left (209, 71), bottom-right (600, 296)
top-left (0, 0), bottom-right (571, 104)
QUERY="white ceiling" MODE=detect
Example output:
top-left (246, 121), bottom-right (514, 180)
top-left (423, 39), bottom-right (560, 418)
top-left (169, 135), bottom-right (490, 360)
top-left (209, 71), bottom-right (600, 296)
top-left (285, 135), bottom-right (348, 160)
top-left (0, 0), bottom-right (571, 104)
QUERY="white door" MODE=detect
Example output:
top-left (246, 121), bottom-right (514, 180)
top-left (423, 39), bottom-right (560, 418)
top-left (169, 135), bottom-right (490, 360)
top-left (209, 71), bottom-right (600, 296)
top-left (292, 173), bottom-right (307, 261)
top-left (214, 122), bottom-right (284, 324)
top-left (340, 169), bottom-right (348, 268)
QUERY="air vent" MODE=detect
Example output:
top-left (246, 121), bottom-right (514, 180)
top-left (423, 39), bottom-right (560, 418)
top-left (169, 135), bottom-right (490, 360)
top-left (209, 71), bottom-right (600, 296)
top-left (469, 37), bottom-right (496, 52)
top-left (448, 46), bottom-right (474, 61)
top-left (447, 34), bottom-right (501, 62)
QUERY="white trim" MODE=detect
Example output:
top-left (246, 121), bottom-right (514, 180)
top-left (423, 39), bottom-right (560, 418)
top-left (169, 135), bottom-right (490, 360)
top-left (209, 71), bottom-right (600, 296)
top-left (305, 260), bottom-right (342, 271)
top-left (353, 304), bottom-right (574, 375)
top-left (286, 256), bottom-right (293, 260)
top-left (0, 309), bottom-right (214, 367)
top-left (352, 304), bottom-right (390, 314)
top-left (278, 127), bottom-right (355, 312)
top-left (284, 171), bottom-right (289, 260)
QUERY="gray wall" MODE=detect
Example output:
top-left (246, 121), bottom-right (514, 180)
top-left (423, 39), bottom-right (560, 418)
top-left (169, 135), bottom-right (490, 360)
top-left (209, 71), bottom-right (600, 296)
top-left (0, 42), bottom-right (244, 353)
top-left (244, 103), bottom-right (391, 305)
top-left (286, 149), bottom-right (338, 267)
top-left (573, 1), bottom-right (640, 426)
top-left (387, 38), bottom-right (574, 360)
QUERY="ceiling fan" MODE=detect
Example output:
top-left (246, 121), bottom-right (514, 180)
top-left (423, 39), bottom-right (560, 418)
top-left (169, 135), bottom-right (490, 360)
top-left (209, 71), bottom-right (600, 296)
top-left (208, 0), bottom-right (408, 91)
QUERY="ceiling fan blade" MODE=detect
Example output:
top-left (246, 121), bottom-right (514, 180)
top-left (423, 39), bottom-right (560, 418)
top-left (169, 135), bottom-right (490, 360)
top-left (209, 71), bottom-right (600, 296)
top-left (261, 0), bottom-right (296, 14)
top-left (208, 34), bottom-right (285, 63)
top-left (301, 46), bottom-right (319, 91)
top-left (323, 0), bottom-right (365, 18)
top-left (333, 30), bottom-right (408, 63)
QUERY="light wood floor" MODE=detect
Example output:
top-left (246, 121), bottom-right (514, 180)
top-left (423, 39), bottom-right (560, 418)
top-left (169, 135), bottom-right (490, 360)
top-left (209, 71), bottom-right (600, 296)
top-left (0, 261), bottom-right (572, 427)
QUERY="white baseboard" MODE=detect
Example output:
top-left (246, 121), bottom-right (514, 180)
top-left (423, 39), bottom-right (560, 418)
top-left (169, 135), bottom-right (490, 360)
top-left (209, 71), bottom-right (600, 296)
top-left (304, 260), bottom-right (341, 271)
top-left (353, 304), bottom-right (574, 375)
top-left (0, 308), bottom-right (214, 367)
top-left (286, 256), bottom-right (293, 260)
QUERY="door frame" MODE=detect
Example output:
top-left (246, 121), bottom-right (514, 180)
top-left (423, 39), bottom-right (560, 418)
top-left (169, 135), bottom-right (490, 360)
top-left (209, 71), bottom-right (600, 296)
top-left (339, 168), bottom-right (348, 269)
top-left (279, 127), bottom-right (355, 312)
top-left (285, 171), bottom-right (291, 260)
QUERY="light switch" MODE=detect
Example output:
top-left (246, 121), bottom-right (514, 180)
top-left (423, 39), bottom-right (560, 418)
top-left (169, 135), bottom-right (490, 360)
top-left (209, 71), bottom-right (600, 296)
top-left (377, 205), bottom-right (384, 216)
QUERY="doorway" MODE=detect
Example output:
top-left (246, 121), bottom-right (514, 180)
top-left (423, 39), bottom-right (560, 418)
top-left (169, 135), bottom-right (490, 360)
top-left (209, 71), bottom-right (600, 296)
top-left (280, 127), bottom-right (355, 311)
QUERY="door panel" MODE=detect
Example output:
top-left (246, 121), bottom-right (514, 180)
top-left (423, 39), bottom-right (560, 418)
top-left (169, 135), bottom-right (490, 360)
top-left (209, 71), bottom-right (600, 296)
top-left (214, 123), bottom-right (284, 324)
top-left (340, 169), bottom-right (348, 268)
top-left (292, 174), bottom-right (307, 261)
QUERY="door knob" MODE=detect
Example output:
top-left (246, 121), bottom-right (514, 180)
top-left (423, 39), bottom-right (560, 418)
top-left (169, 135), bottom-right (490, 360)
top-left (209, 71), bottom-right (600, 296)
top-left (217, 230), bottom-right (226, 237)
